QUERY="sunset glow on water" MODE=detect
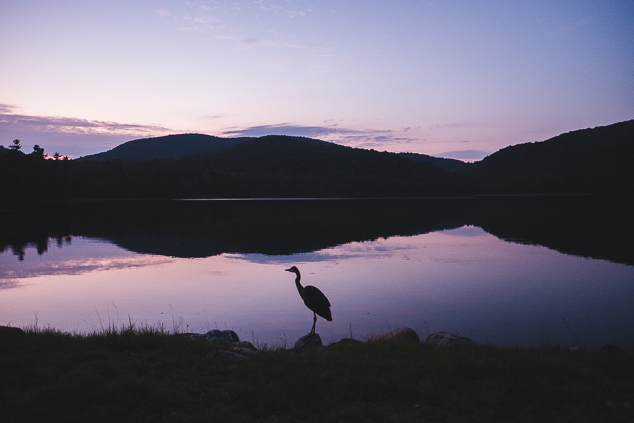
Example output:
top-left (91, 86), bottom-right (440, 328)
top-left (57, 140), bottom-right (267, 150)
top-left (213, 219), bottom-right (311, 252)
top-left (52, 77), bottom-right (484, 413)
top-left (2, 226), bottom-right (632, 349)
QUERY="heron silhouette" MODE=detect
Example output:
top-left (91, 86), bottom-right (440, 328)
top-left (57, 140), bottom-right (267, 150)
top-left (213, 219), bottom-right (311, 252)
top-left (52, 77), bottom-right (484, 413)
top-left (285, 266), bottom-right (332, 335)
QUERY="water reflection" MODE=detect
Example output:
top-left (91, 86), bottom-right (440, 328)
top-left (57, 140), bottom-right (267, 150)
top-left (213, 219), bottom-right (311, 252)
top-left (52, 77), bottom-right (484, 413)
top-left (0, 237), bottom-right (173, 280)
top-left (1, 197), bottom-right (633, 350)
top-left (2, 196), bottom-right (632, 264)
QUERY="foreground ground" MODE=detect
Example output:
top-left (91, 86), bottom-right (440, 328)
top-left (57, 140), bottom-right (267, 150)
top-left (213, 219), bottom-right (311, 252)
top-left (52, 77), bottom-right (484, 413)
top-left (0, 327), bottom-right (632, 422)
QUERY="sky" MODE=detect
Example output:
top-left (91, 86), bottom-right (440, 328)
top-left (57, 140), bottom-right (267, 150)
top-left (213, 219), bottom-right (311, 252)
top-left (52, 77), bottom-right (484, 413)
top-left (1, 0), bottom-right (633, 160)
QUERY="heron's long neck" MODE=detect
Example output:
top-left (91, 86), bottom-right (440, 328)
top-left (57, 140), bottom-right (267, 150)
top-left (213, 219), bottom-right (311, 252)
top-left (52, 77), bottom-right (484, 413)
top-left (294, 273), bottom-right (304, 295)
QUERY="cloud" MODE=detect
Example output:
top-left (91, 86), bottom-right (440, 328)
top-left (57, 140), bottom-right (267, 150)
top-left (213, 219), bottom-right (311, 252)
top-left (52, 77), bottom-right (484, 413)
top-left (0, 255), bottom-right (174, 283)
top-left (226, 238), bottom-right (415, 265)
top-left (0, 103), bottom-right (177, 157)
top-left (173, 1), bottom-right (315, 50)
top-left (155, 7), bottom-right (170, 17)
top-left (0, 103), bottom-right (17, 114)
top-left (240, 37), bottom-right (259, 46)
top-left (0, 104), bottom-right (172, 138)
top-left (221, 123), bottom-right (358, 138)
top-left (220, 123), bottom-right (418, 150)
top-left (254, 0), bottom-right (311, 17)
top-left (430, 123), bottom-right (462, 130)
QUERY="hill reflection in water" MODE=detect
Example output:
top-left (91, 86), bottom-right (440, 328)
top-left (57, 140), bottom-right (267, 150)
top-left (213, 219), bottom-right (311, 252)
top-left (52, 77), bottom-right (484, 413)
top-left (2, 196), bottom-right (632, 265)
top-left (1, 196), bottom-right (632, 349)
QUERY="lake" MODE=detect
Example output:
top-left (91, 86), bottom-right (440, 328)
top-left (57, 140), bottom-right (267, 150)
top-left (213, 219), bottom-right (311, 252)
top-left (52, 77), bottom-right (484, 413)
top-left (1, 196), bottom-right (633, 349)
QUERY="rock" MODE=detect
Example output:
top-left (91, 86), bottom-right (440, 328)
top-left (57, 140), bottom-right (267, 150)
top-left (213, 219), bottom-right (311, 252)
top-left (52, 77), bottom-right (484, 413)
top-left (425, 331), bottom-right (475, 347)
top-left (233, 340), bottom-right (257, 351)
top-left (294, 333), bottom-right (323, 351)
top-left (204, 329), bottom-right (239, 343)
top-left (371, 327), bottom-right (420, 343)
top-left (0, 326), bottom-right (24, 336)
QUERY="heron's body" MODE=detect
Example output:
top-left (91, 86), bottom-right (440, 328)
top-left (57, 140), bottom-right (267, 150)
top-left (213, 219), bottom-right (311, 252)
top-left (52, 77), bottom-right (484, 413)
top-left (286, 266), bottom-right (332, 334)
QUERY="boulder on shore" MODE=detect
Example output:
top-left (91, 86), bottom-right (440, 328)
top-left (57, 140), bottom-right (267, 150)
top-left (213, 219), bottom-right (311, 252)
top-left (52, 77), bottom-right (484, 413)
top-left (370, 327), bottom-right (420, 343)
top-left (204, 329), bottom-right (240, 343)
top-left (294, 333), bottom-right (323, 351)
top-left (425, 331), bottom-right (475, 347)
top-left (0, 326), bottom-right (25, 336)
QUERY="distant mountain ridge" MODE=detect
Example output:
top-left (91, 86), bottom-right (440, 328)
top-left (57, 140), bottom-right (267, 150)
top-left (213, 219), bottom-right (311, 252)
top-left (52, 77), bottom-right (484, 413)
top-left (77, 133), bottom-right (467, 172)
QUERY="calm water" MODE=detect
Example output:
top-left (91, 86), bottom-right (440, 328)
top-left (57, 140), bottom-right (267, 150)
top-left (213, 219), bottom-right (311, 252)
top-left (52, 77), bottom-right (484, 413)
top-left (1, 197), bottom-right (633, 349)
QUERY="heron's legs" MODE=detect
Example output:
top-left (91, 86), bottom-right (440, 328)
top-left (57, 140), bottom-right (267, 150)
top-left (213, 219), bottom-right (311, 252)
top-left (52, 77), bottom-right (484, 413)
top-left (310, 312), bottom-right (317, 335)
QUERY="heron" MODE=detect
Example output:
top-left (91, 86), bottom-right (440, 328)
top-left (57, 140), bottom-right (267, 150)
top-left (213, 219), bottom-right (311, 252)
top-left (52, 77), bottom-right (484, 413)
top-left (285, 266), bottom-right (332, 335)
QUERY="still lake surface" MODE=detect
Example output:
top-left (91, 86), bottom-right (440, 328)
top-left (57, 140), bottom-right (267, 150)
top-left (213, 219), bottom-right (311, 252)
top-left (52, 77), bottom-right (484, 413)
top-left (1, 196), bottom-right (633, 349)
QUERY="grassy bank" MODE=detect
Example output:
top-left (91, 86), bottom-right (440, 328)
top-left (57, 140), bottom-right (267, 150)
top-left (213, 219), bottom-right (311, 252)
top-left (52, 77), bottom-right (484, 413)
top-left (1, 326), bottom-right (632, 422)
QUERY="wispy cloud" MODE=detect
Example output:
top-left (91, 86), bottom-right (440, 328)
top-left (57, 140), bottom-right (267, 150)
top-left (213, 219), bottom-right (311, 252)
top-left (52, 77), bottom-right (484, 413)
top-left (0, 255), bottom-right (173, 283)
top-left (170, 0), bottom-right (318, 52)
top-left (0, 103), bottom-right (172, 138)
top-left (221, 123), bottom-right (357, 138)
top-left (254, 0), bottom-right (312, 17)
top-left (155, 7), bottom-right (170, 18)
top-left (220, 123), bottom-right (417, 149)
top-left (430, 123), bottom-right (463, 130)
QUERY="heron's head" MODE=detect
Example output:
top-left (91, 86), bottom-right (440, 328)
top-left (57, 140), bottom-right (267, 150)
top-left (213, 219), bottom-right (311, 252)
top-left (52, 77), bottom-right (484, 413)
top-left (285, 266), bottom-right (299, 274)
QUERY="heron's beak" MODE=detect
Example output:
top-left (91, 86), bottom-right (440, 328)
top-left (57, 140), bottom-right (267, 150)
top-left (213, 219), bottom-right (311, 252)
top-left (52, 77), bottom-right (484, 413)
top-left (284, 268), bottom-right (292, 272)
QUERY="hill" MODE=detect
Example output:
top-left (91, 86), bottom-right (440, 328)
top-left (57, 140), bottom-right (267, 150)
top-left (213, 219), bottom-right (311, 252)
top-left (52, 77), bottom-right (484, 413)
top-left (3, 120), bottom-right (632, 198)
top-left (0, 135), bottom-right (470, 199)
top-left (76, 133), bottom-right (251, 161)
top-left (68, 135), bottom-right (470, 198)
top-left (195, 135), bottom-right (469, 196)
top-left (466, 119), bottom-right (634, 193)
top-left (76, 133), bottom-right (467, 172)
top-left (397, 152), bottom-right (468, 172)
top-left (76, 133), bottom-right (333, 162)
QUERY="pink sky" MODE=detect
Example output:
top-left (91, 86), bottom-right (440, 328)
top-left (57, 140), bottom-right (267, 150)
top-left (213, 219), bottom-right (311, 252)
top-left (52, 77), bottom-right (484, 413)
top-left (1, 1), bottom-right (632, 160)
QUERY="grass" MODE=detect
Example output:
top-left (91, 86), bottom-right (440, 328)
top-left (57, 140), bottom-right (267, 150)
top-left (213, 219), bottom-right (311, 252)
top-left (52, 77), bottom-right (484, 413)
top-left (1, 325), bottom-right (633, 422)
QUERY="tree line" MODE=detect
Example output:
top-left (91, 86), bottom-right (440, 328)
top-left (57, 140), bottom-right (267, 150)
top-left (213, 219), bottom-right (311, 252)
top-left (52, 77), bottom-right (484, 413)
top-left (2, 119), bottom-right (633, 201)
top-left (0, 136), bottom-right (471, 200)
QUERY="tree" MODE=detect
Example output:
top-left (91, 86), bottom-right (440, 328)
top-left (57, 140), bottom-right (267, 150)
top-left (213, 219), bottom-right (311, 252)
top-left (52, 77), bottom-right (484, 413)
top-left (53, 152), bottom-right (61, 160)
top-left (31, 144), bottom-right (46, 159)
top-left (8, 139), bottom-right (22, 151)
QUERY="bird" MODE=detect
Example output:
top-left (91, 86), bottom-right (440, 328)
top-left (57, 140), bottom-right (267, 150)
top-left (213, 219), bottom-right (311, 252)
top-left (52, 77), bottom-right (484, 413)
top-left (285, 266), bottom-right (332, 335)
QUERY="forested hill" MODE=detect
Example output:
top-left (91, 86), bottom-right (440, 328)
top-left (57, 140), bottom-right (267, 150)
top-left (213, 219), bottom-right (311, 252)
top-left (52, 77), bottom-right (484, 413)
top-left (3, 120), bottom-right (632, 199)
top-left (76, 132), bottom-right (466, 172)
top-left (466, 119), bottom-right (634, 193)
top-left (75, 133), bottom-right (335, 162)
top-left (76, 133), bottom-right (253, 161)
top-left (0, 135), bottom-right (470, 199)
top-left (398, 152), bottom-right (467, 172)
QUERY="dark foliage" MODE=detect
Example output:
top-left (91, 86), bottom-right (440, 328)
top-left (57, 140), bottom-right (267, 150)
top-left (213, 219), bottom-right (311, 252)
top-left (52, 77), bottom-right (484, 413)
top-left (397, 152), bottom-right (468, 172)
top-left (188, 136), bottom-right (470, 197)
top-left (2, 120), bottom-right (632, 200)
top-left (2, 196), bottom-right (632, 266)
top-left (466, 119), bottom-right (634, 193)
top-left (1, 330), bottom-right (633, 422)
top-left (75, 133), bottom-right (254, 162)
top-left (1, 135), bottom-right (470, 200)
